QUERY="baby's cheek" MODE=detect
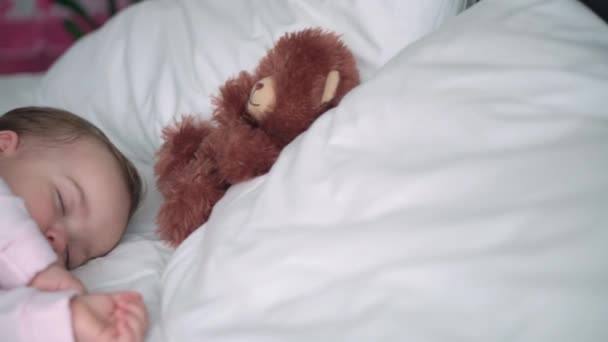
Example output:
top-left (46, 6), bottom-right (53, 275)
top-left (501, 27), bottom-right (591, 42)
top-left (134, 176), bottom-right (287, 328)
top-left (26, 192), bottom-right (56, 234)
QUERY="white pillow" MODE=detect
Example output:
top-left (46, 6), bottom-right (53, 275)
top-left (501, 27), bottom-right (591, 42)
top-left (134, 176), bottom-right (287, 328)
top-left (154, 0), bottom-right (608, 341)
top-left (32, 0), bottom-right (467, 164)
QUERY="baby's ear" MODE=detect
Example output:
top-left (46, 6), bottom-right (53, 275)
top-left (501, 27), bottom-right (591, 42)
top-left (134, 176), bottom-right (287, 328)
top-left (0, 130), bottom-right (18, 154)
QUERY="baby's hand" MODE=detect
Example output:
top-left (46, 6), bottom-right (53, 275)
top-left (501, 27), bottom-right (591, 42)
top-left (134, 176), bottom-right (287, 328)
top-left (29, 262), bottom-right (85, 293)
top-left (71, 291), bottom-right (148, 342)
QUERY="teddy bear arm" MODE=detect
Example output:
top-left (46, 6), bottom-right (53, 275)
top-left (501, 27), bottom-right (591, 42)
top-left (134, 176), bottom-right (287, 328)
top-left (156, 157), bottom-right (227, 246)
top-left (155, 117), bottom-right (215, 189)
top-left (216, 123), bottom-right (280, 184)
top-left (212, 72), bottom-right (256, 124)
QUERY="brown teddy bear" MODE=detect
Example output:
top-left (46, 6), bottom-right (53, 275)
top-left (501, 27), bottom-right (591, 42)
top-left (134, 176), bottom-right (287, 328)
top-left (154, 28), bottom-right (360, 246)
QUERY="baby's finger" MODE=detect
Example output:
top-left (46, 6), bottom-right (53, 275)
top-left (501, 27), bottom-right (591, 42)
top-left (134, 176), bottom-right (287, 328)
top-left (124, 303), bottom-right (148, 338)
top-left (118, 291), bottom-right (143, 302)
top-left (114, 317), bottom-right (136, 342)
top-left (64, 279), bottom-right (86, 294)
top-left (116, 296), bottom-right (148, 329)
top-left (98, 324), bottom-right (120, 342)
top-left (118, 308), bottom-right (146, 342)
top-left (108, 292), bottom-right (138, 310)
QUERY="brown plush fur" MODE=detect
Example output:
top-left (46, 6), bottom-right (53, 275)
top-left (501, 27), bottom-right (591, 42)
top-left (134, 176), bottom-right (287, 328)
top-left (154, 28), bottom-right (360, 246)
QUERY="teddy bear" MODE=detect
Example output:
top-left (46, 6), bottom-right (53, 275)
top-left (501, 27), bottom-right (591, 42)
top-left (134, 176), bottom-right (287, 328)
top-left (154, 28), bottom-right (360, 246)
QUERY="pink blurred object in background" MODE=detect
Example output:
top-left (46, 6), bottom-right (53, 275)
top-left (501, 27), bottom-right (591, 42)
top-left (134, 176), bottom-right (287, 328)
top-left (0, 0), bottom-right (132, 74)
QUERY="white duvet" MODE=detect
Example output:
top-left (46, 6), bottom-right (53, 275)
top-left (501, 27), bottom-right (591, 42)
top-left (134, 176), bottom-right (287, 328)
top-left (153, 1), bottom-right (608, 341)
top-left (1, 0), bottom-right (608, 341)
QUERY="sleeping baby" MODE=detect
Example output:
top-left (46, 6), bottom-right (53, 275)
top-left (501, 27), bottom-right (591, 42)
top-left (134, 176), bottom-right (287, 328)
top-left (0, 106), bottom-right (148, 342)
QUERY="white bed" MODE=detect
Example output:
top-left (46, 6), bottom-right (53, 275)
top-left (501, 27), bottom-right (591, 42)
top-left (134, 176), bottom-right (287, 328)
top-left (1, 0), bottom-right (608, 341)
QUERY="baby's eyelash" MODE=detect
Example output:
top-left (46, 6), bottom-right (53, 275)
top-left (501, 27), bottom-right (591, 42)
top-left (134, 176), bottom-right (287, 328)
top-left (56, 189), bottom-right (66, 216)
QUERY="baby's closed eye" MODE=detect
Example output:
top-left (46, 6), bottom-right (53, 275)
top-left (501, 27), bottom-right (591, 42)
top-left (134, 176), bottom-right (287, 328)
top-left (54, 188), bottom-right (66, 216)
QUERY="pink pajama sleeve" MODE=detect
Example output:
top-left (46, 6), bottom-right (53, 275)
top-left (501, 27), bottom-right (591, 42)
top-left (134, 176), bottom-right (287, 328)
top-left (0, 179), bottom-right (75, 341)
top-left (0, 287), bottom-right (75, 342)
top-left (0, 179), bottom-right (58, 288)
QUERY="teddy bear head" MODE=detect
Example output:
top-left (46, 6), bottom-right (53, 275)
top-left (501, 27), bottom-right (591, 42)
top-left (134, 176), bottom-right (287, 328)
top-left (242, 28), bottom-right (360, 148)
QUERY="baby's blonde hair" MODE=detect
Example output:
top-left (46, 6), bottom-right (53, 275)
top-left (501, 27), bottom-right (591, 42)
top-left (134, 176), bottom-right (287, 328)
top-left (0, 106), bottom-right (143, 218)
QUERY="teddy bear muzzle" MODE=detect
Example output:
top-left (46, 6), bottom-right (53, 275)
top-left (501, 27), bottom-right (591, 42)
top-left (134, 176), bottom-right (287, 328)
top-left (247, 76), bottom-right (276, 121)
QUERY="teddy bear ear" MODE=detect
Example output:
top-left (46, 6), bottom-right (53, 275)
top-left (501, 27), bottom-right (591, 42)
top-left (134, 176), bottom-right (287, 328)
top-left (321, 70), bottom-right (341, 104)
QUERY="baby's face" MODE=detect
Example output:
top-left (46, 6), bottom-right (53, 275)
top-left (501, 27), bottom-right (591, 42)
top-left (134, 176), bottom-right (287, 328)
top-left (0, 133), bottom-right (131, 269)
